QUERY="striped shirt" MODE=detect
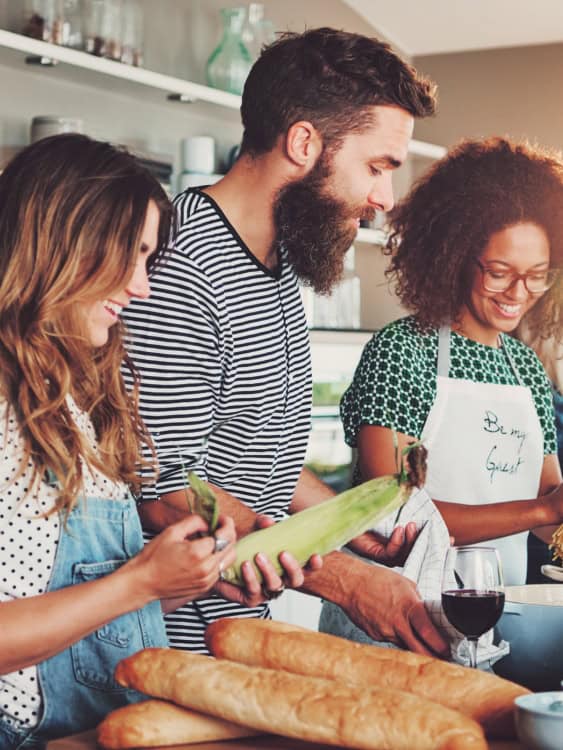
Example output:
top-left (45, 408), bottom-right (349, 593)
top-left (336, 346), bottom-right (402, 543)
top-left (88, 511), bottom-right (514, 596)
top-left (122, 188), bottom-right (312, 652)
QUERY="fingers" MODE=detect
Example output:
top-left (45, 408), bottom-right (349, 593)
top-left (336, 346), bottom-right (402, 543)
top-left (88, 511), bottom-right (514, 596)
top-left (254, 514), bottom-right (275, 530)
top-left (384, 526), bottom-right (406, 559)
top-left (306, 553), bottom-right (323, 571)
top-left (404, 522), bottom-right (418, 545)
top-left (223, 558), bottom-right (267, 607)
top-left (254, 552), bottom-right (286, 591)
top-left (278, 551), bottom-right (305, 588)
top-left (214, 514), bottom-right (237, 549)
top-left (168, 513), bottom-right (210, 539)
top-left (398, 602), bottom-right (450, 658)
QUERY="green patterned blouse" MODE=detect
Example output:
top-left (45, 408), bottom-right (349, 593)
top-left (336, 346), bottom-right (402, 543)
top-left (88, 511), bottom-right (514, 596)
top-left (341, 316), bottom-right (557, 455)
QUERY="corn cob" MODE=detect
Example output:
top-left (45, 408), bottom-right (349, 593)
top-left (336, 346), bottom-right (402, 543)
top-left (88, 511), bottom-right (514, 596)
top-left (220, 474), bottom-right (409, 586)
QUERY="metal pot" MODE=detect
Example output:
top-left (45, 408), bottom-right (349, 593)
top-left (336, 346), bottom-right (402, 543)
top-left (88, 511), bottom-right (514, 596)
top-left (493, 584), bottom-right (563, 691)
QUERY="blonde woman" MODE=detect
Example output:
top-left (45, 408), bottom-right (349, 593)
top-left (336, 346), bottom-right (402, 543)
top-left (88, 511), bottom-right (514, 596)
top-left (0, 134), bottom-right (240, 747)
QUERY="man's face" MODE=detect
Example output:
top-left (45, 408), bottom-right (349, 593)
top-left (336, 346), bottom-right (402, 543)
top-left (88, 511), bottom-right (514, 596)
top-left (274, 105), bottom-right (414, 294)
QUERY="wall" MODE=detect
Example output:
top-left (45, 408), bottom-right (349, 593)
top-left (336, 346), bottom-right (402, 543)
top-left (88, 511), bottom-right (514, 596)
top-left (413, 42), bottom-right (563, 152)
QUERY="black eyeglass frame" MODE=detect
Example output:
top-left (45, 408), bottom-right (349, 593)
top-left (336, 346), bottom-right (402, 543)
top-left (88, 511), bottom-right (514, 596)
top-left (473, 259), bottom-right (559, 295)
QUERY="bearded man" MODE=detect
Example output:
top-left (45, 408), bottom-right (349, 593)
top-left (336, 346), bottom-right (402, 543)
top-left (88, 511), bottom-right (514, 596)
top-left (123, 27), bottom-right (448, 657)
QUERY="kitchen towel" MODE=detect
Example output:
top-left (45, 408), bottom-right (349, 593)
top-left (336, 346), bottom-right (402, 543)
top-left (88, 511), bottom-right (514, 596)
top-left (320, 487), bottom-right (509, 667)
top-left (383, 487), bottom-right (509, 666)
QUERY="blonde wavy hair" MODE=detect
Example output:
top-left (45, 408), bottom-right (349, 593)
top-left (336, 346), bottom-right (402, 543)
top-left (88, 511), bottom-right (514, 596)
top-left (0, 134), bottom-right (173, 515)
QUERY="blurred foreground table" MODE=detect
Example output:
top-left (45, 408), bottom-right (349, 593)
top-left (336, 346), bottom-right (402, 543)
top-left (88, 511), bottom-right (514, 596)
top-left (47, 729), bottom-right (524, 749)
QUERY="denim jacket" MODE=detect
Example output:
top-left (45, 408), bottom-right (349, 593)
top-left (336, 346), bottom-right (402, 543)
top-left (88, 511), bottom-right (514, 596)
top-left (0, 494), bottom-right (168, 749)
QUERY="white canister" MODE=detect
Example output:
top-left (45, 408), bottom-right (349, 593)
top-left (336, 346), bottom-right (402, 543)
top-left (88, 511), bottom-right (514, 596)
top-left (177, 172), bottom-right (223, 193)
top-left (181, 136), bottom-right (216, 174)
top-left (30, 116), bottom-right (84, 143)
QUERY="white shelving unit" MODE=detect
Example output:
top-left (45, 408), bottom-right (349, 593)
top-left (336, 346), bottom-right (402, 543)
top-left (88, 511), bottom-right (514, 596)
top-left (0, 29), bottom-right (241, 118)
top-left (0, 29), bottom-right (446, 254)
top-left (0, 29), bottom-right (446, 155)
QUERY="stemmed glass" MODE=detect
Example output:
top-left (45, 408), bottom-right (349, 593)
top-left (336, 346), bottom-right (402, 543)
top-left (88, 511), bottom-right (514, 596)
top-left (441, 546), bottom-right (505, 668)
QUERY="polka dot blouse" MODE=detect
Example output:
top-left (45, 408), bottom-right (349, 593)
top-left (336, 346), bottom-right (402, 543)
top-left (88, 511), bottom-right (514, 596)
top-left (0, 396), bottom-right (128, 730)
top-left (341, 316), bottom-right (557, 461)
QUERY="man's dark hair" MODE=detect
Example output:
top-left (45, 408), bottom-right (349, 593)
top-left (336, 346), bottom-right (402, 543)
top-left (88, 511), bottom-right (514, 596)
top-left (240, 27), bottom-right (437, 155)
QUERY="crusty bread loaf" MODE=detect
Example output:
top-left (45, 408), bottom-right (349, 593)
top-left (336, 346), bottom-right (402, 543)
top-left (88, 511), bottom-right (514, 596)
top-left (205, 617), bottom-right (528, 739)
top-left (97, 698), bottom-right (258, 748)
top-left (115, 647), bottom-right (486, 750)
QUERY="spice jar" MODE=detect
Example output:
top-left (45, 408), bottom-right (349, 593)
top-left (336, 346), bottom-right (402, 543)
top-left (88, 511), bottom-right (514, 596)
top-left (120, 0), bottom-right (143, 66)
top-left (60, 0), bottom-right (83, 49)
top-left (84, 0), bottom-right (122, 60)
top-left (22, 0), bottom-right (65, 44)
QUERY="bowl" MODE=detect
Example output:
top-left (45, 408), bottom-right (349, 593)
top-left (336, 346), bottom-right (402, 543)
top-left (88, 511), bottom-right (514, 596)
top-left (493, 585), bottom-right (563, 691)
top-left (514, 692), bottom-right (563, 750)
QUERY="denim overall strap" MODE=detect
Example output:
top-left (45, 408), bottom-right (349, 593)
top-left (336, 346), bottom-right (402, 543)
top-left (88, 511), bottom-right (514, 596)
top-left (3, 494), bottom-right (168, 749)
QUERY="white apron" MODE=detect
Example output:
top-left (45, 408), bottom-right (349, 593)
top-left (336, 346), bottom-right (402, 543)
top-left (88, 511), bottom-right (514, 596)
top-left (421, 326), bottom-right (544, 586)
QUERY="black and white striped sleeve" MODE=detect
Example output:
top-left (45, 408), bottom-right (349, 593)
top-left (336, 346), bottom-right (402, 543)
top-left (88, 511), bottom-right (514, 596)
top-left (123, 248), bottom-right (223, 501)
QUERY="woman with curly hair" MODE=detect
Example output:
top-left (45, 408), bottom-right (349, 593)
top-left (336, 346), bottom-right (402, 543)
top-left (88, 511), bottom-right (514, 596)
top-left (0, 134), bottom-right (241, 747)
top-left (336, 137), bottom-right (563, 591)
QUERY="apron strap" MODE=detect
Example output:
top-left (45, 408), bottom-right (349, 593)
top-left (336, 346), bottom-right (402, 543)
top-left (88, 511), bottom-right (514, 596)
top-left (437, 325), bottom-right (451, 377)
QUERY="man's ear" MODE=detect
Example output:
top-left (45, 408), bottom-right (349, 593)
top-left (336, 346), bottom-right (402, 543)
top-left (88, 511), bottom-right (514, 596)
top-left (284, 121), bottom-right (323, 170)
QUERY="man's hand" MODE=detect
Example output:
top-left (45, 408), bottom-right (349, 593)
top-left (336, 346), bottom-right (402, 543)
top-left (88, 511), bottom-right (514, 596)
top-left (302, 552), bottom-right (448, 657)
top-left (343, 564), bottom-right (448, 656)
top-left (346, 522), bottom-right (419, 567)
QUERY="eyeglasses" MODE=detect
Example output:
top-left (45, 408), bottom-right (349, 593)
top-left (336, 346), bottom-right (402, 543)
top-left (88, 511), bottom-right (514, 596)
top-left (474, 260), bottom-right (559, 295)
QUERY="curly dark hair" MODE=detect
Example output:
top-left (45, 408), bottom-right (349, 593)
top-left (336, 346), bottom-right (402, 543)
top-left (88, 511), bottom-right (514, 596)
top-left (386, 137), bottom-right (563, 340)
top-left (240, 27), bottom-right (437, 156)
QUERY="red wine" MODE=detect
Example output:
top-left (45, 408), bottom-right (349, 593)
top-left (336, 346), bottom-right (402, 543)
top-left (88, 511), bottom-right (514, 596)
top-left (442, 589), bottom-right (505, 638)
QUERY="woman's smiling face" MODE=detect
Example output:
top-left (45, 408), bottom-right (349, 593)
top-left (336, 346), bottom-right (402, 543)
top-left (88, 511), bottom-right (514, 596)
top-left (81, 200), bottom-right (160, 348)
top-left (457, 221), bottom-right (551, 346)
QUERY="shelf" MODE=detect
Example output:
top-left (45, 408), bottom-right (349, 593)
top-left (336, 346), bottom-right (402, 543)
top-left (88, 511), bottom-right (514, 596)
top-left (409, 138), bottom-right (446, 159)
top-left (0, 30), bottom-right (448, 153)
top-left (0, 29), bottom-right (240, 114)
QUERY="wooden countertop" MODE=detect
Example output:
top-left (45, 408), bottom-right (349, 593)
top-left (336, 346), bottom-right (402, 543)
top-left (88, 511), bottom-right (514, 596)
top-left (47, 729), bottom-right (525, 749)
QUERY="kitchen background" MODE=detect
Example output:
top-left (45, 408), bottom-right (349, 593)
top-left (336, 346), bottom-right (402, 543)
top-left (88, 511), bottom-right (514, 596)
top-left (1, 0), bottom-right (562, 627)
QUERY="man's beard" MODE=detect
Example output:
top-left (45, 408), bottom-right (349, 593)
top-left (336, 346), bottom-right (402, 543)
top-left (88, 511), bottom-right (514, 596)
top-left (273, 153), bottom-right (375, 295)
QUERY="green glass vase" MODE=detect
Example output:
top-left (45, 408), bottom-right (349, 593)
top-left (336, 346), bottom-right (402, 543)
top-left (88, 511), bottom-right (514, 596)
top-left (206, 7), bottom-right (252, 95)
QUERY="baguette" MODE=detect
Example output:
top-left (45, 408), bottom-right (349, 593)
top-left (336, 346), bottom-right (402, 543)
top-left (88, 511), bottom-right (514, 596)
top-left (205, 618), bottom-right (528, 739)
top-left (97, 698), bottom-right (258, 749)
top-left (115, 647), bottom-right (486, 750)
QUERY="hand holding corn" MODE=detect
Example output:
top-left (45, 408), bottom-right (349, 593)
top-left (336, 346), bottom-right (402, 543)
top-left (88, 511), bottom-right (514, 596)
top-left (218, 443), bottom-right (427, 587)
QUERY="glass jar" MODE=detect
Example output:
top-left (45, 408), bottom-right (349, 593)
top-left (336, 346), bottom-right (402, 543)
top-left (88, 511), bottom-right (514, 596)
top-left (240, 3), bottom-right (275, 62)
top-left (310, 246), bottom-right (361, 329)
top-left (22, 0), bottom-right (65, 44)
top-left (60, 0), bottom-right (83, 48)
top-left (120, 0), bottom-right (143, 66)
top-left (84, 0), bottom-right (121, 60)
top-left (206, 7), bottom-right (252, 96)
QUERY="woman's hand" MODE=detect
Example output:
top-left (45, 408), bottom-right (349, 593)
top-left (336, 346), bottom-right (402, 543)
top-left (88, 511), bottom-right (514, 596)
top-left (130, 513), bottom-right (236, 605)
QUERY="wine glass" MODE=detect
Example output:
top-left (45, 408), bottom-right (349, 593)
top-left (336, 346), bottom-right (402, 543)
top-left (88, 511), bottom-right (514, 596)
top-left (441, 546), bottom-right (505, 668)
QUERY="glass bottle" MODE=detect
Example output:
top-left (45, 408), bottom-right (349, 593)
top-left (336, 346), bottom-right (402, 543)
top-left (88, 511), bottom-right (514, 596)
top-left (240, 3), bottom-right (275, 62)
top-left (84, 0), bottom-right (121, 60)
top-left (206, 7), bottom-right (252, 96)
top-left (311, 245), bottom-right (361, 329)
top-left (61, 0), bottom-right (83, 49)
top-left (120, 0), bottom-right (143, 66)
top-left (22, 0), bottom-right (64, 44)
